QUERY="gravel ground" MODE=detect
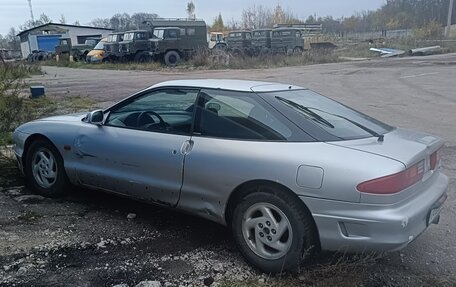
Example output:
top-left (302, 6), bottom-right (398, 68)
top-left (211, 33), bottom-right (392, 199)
top-left (1, 54), bottom-right (455, 286)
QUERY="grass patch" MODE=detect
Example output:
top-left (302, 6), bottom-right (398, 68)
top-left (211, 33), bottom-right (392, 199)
top-left (42, 59), bottom-right (162, 71)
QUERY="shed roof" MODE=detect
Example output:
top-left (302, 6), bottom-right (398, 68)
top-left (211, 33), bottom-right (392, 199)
top-left (17, 23), bottom-right (112, 36)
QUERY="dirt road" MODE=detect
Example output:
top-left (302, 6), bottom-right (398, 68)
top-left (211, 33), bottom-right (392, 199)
top-left (1, 54), bottom-right (455, 286)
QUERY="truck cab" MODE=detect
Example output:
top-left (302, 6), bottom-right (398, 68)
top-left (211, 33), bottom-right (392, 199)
top-left (118, 30), bottom-right (152, 62)
top-left (226, 30), bottom-right (253, 55)
top-left (252, 29), bottom-right (272, 54)
top-left (208, 32), bottom-right (226, 50)
top-left (271, 28), bottom-right (304, 54)
top-left (103, 32), bottom-right (125, 61)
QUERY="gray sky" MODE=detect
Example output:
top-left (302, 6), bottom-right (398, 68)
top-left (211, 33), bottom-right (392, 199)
top-left (0, 0), bottom-right (386, 35)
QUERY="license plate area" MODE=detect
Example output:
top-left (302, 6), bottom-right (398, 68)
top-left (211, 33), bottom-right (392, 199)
top-left (427, 193), bottom-right (447, 226)
top-left (427, 206), bottom-right (442, 226)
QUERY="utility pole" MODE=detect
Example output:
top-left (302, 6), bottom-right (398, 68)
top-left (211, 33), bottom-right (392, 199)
top-left (27, 0), bottom-right (35, 23)
top-left (446, 0), bottom-right (454, 37)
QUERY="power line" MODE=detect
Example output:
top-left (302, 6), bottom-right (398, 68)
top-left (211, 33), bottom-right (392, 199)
top-left (27, 0), bottom-right (35, 23)
top-left (446, 0), bottom-right (454, 37)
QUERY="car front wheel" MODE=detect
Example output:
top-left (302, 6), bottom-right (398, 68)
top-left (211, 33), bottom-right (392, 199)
top-left (25, 139), bottom-right (69, 197)
top-left (232, 186), bottom-right (317, 273)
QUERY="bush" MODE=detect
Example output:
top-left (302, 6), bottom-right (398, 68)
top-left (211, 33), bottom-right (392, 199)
top-left (414, 21), bottom-right (443, 39)
top-left (0, 62), bottom-right (42, 161)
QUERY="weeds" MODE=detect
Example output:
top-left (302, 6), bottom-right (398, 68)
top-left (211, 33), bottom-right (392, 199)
top-left (0, 62), bottom-right (42, 157)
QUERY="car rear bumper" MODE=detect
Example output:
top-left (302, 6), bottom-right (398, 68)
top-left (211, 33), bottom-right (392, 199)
top-left (301, 171), bottom-right (448, 252)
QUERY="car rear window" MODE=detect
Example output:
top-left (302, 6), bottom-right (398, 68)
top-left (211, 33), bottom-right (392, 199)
top-left (267, 90), bottom-right (393, 140)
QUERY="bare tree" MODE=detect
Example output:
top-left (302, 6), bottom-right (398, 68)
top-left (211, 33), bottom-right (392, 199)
top-left (187, 1), bottom-right (196, 19)
top-left (59, 14), bottom-right (66, 24)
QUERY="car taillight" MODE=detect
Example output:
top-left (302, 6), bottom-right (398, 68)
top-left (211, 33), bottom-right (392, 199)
top-left (430, 148), bottom-right (441, 170)
top-left (357, 160), bottom-right (425, 194)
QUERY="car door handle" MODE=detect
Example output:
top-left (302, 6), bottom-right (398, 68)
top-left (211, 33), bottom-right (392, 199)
top-left (180, 140), bottom-right (194, 155)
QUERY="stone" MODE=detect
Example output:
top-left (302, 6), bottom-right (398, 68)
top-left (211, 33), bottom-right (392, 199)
top-left (213, 263), bottom-right (224, 273)
top-left (16, 266), bottom-right (27, 276)
top-left (127, 213), bottom-right (137, 219)
top-left (135, 281), bottom-right (162, 287)
top-left (203, 276), bottom-right (214, 286)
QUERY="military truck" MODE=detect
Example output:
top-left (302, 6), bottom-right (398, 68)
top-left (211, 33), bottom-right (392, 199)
top-left (225, 30), bottom-right (253, 55)
top-left (103, 32), bottom-right (125, 62)
top-left (271, 28), bottom-right (305, 55)
top-left (252, 29), bottom-right (272, 55)
top-left (55, 37), bottom-right (100, 61)
top-left (117, 19), bottom-right (207, 65)
top-left (271, 23), bottom-right (335, 53)
top-left (118, 30), bottom-right (151, 62)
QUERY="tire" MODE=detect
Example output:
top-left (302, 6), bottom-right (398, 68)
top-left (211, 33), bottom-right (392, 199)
top-left (231, 185), bottom-right (317, 273)
top-left (134, 51), bottom-right (151, 63)
top-left (214, 43), bottom-right (227, 51)
top-left (164, 50), bottom-right (180, 66)
top-left (25, 139), bottom-right (69, 198)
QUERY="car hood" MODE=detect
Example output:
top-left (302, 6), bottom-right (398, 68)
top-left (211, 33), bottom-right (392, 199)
top-left (328, 128), bottom-right (443, 167)
top-left (35, 113), bottom-right (87, 122)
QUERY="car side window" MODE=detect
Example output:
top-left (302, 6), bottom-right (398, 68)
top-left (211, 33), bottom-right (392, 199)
top-left (105, 89), bottom-right (198, 134)
top-left (194, 90), bottom-right (292, 141)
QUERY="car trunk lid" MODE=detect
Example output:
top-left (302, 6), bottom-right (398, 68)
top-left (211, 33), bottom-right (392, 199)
top-left (328, 128), bottom-right (444, 203)
top-left (329, 128), bottom-right (442, 168)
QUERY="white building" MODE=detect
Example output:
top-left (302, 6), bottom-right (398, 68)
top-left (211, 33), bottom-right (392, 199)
top-left (17, 23), bottom-right (112, 59)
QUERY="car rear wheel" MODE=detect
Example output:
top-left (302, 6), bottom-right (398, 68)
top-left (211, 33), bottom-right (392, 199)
top-left (231, 186), bottom-right (317, 273)
top-left (25, 139), bottom-right (69, 197)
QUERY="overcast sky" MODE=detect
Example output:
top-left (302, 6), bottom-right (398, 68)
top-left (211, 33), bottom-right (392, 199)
top-left (0, 0), bottom-right (386, 35)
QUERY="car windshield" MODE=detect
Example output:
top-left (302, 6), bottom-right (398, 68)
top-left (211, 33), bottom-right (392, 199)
top-left (108, 34), bottom-right (121, 42)
top-left (93, 41), bottom-right (104, 50)
top-left (267, 90), bottom-right (393, 140)
top-left (123, 33), bottom-right (135, 41)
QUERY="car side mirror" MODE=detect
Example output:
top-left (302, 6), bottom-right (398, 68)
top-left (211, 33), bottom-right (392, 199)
top-left (87, 110), bottom-right (104, 125)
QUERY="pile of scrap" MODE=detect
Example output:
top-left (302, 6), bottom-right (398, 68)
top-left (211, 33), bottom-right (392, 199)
top-left (370, 45), bottom-right (442, 58)
top-left (408, 46), bottom-right (441, 56)
top-left (369, 47), bottom-right (405, 58)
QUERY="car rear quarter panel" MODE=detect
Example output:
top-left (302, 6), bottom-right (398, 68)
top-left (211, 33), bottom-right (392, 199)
top-left (178, 137), bottom-right (405, 224)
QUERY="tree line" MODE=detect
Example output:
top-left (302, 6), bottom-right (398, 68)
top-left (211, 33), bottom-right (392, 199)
top-left (212, 0), bottom-right (455, 33)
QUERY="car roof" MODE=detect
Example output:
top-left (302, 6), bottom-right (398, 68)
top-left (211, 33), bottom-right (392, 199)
top-left (150, 79), bottom-right (305, 92)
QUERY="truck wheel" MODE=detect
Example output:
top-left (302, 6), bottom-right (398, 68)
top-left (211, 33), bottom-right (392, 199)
top-left (164, 51), bottom-right (180, 66)
top-left (214, 43), bottom-right (227, 51)
top-left (135, 52), bottom-right (151, 63)
top-left (72, 53), bottom-right (79, 62)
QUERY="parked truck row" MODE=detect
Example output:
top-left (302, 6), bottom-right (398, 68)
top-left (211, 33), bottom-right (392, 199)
top-left (222, 24), bottom-right (336, 56)
top-left (54, 20), bottom-right (335, 66)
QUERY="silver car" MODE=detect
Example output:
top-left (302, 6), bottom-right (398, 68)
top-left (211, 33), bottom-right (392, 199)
top-left (12, 79), bottom-right (448, 273)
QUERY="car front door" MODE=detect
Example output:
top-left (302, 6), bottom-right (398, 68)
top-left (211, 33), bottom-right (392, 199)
top-left (74, 88), bottom-right (198, 206)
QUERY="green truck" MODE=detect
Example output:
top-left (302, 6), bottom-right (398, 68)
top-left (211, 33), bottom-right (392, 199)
top-left (103, 32), bottom-right (125, 62)
top-left (252, 29), bottom-right (272, 55)
top-left (117, 18), bottom-right (207, 66)
top-left (225, 30), bottom-right (253, 55)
